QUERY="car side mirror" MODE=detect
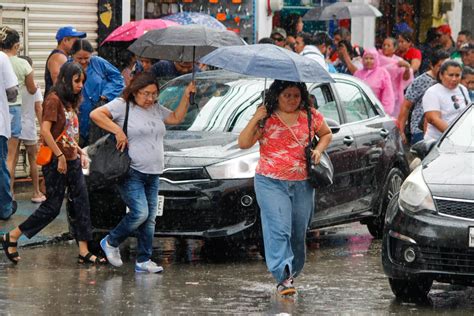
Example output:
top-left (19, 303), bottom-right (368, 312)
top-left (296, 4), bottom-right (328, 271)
top-left (410, 139), bottom-right (436, 160)
top-left (326, 118), bottom-right (340, 134)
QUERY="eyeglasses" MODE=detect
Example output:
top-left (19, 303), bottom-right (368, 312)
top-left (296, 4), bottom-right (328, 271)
top-left (138, 91), bottom-right (158, 99)
top-left (451, 95), bottom-right (460, 109)
top-left (271, 36), bottom-right (285, 42)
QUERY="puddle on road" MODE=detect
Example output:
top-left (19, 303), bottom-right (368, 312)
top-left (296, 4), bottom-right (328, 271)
top-left (1, 224), bottom-right (474, 314)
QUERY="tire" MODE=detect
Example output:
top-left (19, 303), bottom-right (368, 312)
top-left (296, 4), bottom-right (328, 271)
top-left (388, 277), bottom-right (433, 300)
top-left (367, 168), bottom-right (404, 239)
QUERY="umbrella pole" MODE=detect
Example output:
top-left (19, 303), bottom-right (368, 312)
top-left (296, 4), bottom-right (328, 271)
top-left (258, 78), bottom-right (267, 128)
top-left (190, 46), bottom-right (196, 106)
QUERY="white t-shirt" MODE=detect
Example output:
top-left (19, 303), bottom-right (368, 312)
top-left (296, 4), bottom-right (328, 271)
top-left (423, 83), bottom-right (471, 141)
top-left (0, 52), bottom-right (18, 138)
top-left (20, 86), bottom-right (43, 141)
top-left (104, 98), bottom-right (172, 174)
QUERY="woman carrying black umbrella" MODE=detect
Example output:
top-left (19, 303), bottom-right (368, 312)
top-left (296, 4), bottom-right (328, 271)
top-left (238, 80), bottom-right (332, 296)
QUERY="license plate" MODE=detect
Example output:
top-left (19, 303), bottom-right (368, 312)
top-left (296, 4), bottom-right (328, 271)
top-left (469, 227), bottom-right (474, 247)
top-left (125, 195), bottom-right (165, 216)
top-left (157, 195), bottom-right (164, 216)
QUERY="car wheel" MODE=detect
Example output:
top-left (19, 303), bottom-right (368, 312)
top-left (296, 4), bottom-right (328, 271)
top-left (388, 277), bottom-right (433, 300)
top-left (367, 168), bottom-right (404, 239)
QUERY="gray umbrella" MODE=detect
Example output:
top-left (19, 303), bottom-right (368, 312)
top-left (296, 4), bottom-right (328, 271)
top-left (199, 44), bottom-right (334, 83)
top-left (128, 24), bottom-right (245, 62)
top-left (304, 2), bottom-right (382, 21)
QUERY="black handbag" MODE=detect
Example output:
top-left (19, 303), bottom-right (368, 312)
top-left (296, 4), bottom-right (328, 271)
top-left (305, 108), bottom-right (334, 188)
top-left (87, 101), bottom-right (131, 189)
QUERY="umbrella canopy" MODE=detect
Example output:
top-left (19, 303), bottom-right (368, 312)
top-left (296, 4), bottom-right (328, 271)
top-left (162, 12), bottom-right (226, 30)
top-left (305, 2), bottom-right (382, 21)
top-left (128, 24), bottom-right (245, 62)
top-left (199, 44), bottom-right (334, 83)
top-left (101, 19), bottom-right (178, 45)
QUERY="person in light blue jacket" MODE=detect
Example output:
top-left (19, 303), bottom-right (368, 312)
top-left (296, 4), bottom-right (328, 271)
top-left (70, 39), bottom-right (124, 146)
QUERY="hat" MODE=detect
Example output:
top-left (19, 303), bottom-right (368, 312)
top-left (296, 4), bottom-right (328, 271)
top-left (56, 26), bottom-right (87, 41)
top-left (271, 27), bottom-right (287, 39)
top-left (436, 24), bottom-right (452, 36)
top-left (460, 42), bottom-right (474, 52)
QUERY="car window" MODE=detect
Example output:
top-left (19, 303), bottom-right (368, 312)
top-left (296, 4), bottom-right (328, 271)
top-left (310, 85), bottom-right (340, 123)
top-left (335, 81), bottom-right (377, 123)
top-left (439, 106), bottom-right (474, 152)
top-left (160, 77), bottom-right (264, 131)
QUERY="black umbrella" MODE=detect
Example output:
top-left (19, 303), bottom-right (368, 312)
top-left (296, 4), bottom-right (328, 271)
top-left (128, 24), bottom-right (245, 62)
top-left (128, 24), bottom-right (245, 104)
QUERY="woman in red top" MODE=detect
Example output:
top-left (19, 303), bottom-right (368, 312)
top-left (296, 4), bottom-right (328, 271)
top-left (239, 80), bottom-right (332, 296)
top-left (397, 31), bottom-right (422, 74)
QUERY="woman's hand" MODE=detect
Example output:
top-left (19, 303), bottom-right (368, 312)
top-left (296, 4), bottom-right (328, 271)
top-left (80, 152), bottom-right (89, 169)
top-left (115, 130), bottom-right (128, 152)
top-left (184, 81), bottom-right (197, 99)
top-left (312, 149), bottom-right (322, 164)
top-left (253, 105), bottom-right (268, 122)
top-left (57, 155), bottom-right (67, 174)
top-left (398, 60), bottom-right (410, 68)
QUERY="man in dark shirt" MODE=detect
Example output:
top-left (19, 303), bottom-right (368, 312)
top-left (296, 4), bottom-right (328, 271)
top-left (44, 26), bottom-right (86, 95)
top-left (151, 60), bottom-right (200, 83)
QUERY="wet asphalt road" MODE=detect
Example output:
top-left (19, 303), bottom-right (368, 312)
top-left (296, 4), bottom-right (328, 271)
top-left (2, 223), bottom-right (474, 315)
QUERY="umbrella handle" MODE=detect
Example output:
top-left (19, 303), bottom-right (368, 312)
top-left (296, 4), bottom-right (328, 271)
top-left (189, 91), bottom-right (196, 106)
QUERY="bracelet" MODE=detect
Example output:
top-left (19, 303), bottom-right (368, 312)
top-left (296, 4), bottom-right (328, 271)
top-left (56, 153), bottom-right (64, 158)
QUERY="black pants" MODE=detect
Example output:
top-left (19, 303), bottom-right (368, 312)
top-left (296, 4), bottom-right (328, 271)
top-left (19, 158), bottom-right (92, 241)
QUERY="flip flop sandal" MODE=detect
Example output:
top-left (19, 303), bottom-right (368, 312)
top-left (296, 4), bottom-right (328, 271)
top-left (78, 252), bottom-right (107, 265)
top-left (1, 233), bottom-right (20, 264)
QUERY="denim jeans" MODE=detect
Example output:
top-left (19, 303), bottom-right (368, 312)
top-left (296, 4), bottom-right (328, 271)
top-left (254, 174), bottom-right (314, 283)
top-left (108, 168), bottom-right (159, 263)
top-left (9, 105), bottom-right (22, 138)
top-left (19, 158), bottom-right (92, 241)
top-left (0, 136), bottom-right (13, 219)
top-left (410, 132), bottom-right (424, 145)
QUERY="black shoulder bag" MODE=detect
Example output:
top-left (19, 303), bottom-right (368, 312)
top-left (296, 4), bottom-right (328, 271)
top-left (87, 101), bottom-right (131, 189)
top-left (304, 107), bottom-right (334, 188)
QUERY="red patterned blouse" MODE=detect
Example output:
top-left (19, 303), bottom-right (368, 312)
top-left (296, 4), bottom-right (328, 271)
top-left (255, 107), bottom-right (324, 181)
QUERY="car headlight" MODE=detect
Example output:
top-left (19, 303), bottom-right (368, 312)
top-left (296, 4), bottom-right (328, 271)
top-left (398, 165), bottom-right (436, 213)
top-left (205, 151), bottom-right (259, 180)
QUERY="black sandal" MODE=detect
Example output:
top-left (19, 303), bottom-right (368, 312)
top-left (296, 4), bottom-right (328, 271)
top-left (1, 233), bottom-right (20, 264)
top-left (78, 252), bottom-right (107, 265)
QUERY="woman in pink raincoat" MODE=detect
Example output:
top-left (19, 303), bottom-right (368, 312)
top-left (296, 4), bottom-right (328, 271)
top-left (354, 48), bottom-right (395, 115)
top-left (378, 37), bottom-right (413, 117)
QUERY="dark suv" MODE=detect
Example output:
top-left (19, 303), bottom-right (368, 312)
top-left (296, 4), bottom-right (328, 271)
top-left (86, 71), bottom-right (409, 250)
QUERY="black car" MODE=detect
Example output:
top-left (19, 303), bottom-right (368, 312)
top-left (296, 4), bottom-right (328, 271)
top-left (382, 103), bottom-right (474, 299)
top-left (86, 70), bottom-right (409, 250)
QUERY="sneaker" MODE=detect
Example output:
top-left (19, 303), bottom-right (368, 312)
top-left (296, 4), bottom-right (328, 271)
top-left (135, 260), bottom-right (163, 274)
top-left (277, 278), bottom-right (296, 296)
top-left (100, 236), bottom-right (123, 267)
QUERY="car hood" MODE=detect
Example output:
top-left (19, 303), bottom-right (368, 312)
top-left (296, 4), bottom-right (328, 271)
top-left (423, 152), bottom-right (474, 199)
top-left (163, 131), bottom-right (255, 168)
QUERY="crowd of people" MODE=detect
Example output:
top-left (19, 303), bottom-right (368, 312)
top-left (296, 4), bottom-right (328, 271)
top-left (0, 18), bottom-right (472, 297)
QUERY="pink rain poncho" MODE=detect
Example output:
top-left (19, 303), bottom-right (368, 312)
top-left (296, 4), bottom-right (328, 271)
top-left (354, 48), bottom-right (395, 116)
top-left (377, 50), bottom-right (413, 117)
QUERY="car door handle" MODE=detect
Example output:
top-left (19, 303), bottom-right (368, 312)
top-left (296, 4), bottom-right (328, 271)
top-left (380, 129), bottom-right (389, 138)
top-left (343, 136), bottom-right (354, 146)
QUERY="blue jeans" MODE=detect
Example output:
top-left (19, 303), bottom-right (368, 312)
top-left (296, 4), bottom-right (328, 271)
top-left (9, 105), bottom-right (21, 138)
top-left (254, 174), bottom-right (314, 283)
top-left (410, 132), bottom-right (424, 145)
top-left (0, 136), bottom-right (12, 219)
top-left (107, 168), bottom-right (160, 263)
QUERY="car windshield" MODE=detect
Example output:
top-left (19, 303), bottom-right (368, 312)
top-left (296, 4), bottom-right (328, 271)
top-left (159, 72), bottom-right (265, 132)
top-left (439, 105), bottom-right (474, 153)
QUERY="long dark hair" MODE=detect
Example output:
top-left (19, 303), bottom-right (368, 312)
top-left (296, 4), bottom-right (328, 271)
top-left (122, 72), bottom-right (159, 103)
top-left (51, 63), bottom-right (85, 110)
top-left (264, 80), bottom-right (310, 116)
top-left (0, 26), bottom-right (20, 50)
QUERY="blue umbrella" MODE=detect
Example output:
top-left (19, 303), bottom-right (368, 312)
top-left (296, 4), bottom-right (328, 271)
top-left (199, 44), bottom-right (334, 83)
top-left (162, 12), bottom-right (226, 30)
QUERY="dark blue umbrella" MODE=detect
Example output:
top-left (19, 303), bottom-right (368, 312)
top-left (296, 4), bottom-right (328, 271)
top-left (199, 44), bottom-right (334, 83)
top-left (162, 12), bottom-right (227, 30)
